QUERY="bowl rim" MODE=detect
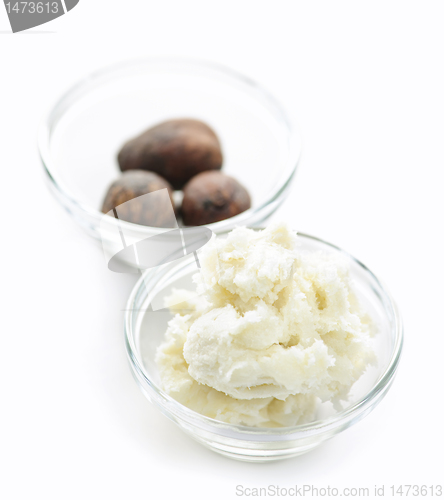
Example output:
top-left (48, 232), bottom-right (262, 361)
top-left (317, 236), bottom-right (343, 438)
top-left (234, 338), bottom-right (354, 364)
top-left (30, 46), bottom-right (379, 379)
top-left (38, 56), bottom-right (302, 236)
top-left (124, 230), bottom-right (404, 436)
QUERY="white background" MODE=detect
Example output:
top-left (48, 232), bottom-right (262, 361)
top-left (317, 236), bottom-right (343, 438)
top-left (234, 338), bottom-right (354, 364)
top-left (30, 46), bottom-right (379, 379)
top-left (1, 2), bottom-right (443, 499)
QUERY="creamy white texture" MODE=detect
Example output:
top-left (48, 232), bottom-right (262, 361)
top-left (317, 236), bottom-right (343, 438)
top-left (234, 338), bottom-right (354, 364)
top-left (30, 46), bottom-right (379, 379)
top-left (155, 224), bottom-right (375, 427)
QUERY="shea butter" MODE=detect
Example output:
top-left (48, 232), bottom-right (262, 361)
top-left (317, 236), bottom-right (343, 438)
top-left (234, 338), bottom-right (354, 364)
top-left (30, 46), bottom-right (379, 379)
top-left (155, 224), bottom-right (375, 427)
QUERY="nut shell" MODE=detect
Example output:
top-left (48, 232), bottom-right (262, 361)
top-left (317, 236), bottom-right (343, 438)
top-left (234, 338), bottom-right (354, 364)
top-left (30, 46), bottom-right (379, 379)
top-left (181, 171), bottom-right (251, 226)
top-left (101, 171), bottom-right (175, 227)
top-left (118, 119), bottom-right (223, 189)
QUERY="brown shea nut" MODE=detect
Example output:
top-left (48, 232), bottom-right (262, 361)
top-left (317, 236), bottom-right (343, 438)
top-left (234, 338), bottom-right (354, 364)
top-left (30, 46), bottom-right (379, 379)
top-left (117, 119), bottom-right (223, 189)
top-left (101, 171), bottom-right (175, 227)
top-left (181, 171), bottom-right (251, 226)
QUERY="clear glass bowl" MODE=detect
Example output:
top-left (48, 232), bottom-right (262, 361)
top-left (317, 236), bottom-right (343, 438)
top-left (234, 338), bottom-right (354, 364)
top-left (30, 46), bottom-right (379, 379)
top-left (38, 58), bottom-right (302, 258)
top-left (124, 231), bottom-right (403, 462)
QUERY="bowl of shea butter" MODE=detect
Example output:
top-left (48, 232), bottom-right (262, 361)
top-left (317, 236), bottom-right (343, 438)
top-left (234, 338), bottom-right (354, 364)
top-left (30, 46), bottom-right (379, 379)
top-left (124, 223), bottom-right (403, 462)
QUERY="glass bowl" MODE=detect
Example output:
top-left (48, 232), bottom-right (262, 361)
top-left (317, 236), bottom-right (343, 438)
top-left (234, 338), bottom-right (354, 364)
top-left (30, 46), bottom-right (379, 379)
top-left (124, 231), bottom-right (403, 462)
top-left (38, 58), bottom-right (302, 262)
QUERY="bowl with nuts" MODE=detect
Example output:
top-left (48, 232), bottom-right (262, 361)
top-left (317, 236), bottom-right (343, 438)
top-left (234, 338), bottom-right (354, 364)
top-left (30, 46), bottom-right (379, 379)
top-left (39, 58), bottom-right (301, 269)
